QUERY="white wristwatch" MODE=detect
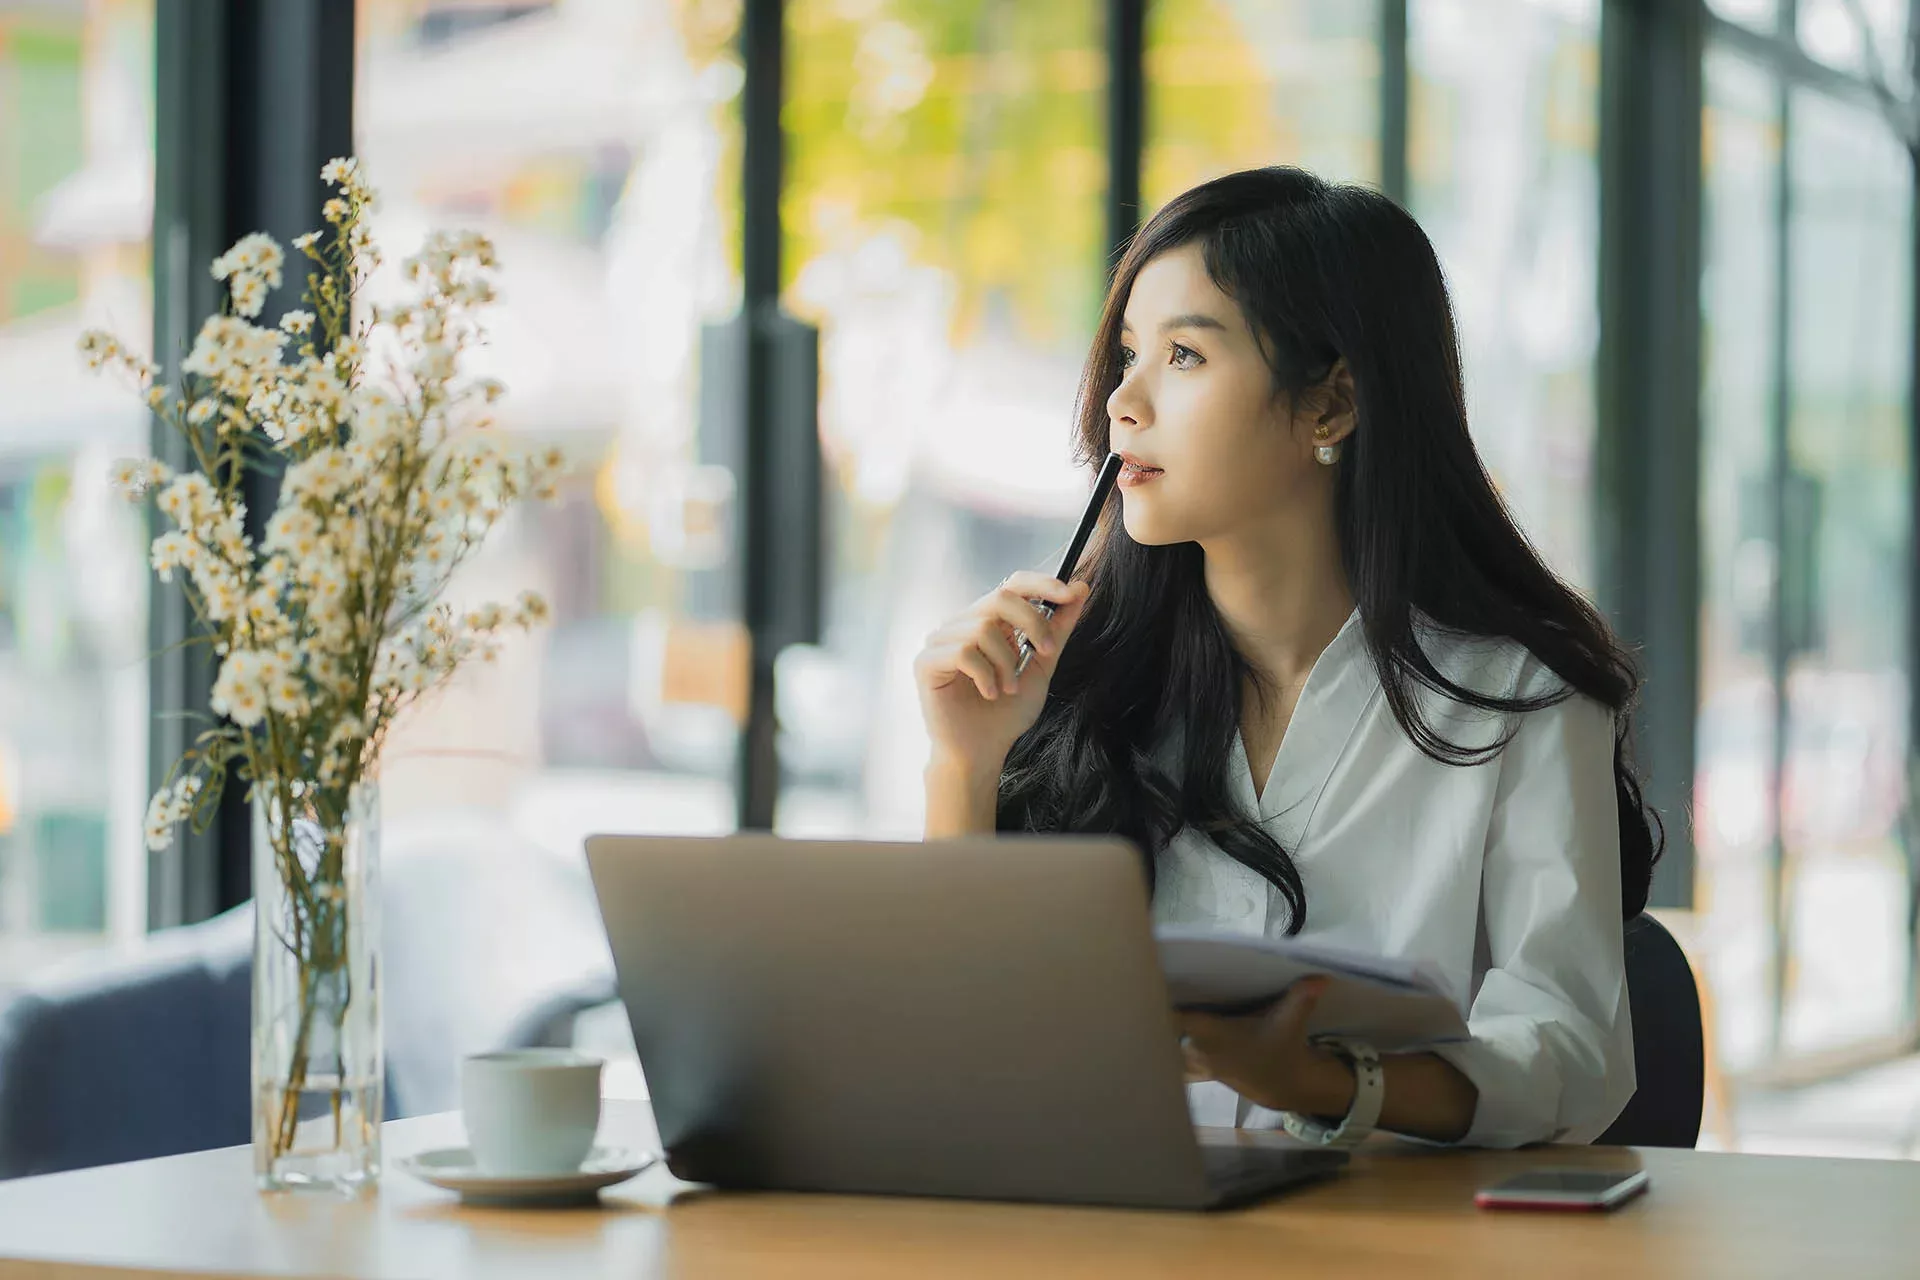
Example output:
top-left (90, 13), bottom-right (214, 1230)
top-left (1280, 1039), bottom-right (1383, 1149)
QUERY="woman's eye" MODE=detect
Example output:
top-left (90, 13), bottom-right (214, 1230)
top-left (1169, 343), bottom-right (1203, 369)
top-left (1118, 346), bottom-right (1136, 370)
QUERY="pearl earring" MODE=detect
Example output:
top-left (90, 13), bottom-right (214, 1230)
top-left (1313, 423), bottom-right (1340, 466)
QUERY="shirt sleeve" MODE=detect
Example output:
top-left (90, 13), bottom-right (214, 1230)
top-left (1427, 685), bottom-right (1636, 1148)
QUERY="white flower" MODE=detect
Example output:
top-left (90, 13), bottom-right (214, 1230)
top-left (320, 156), bottom-right (359, 186)
top-left (229, 274), bottom-right (268, 319)
top-left (515, 590), bottom-right (550, 626)
top-left (155, 472), bottom-right (217, 526)
top-left (149, 531), bottom-right (199, 582)
top-left (77, 329), bottom-right (158, 383)
top-left (77, 329), bottom-right (117, 370)
top-left (210, 651), bottom-right (269, 727)
top-left (415, 524), bottom-right (457, 573)
top-left (210, 233), bottom-right (284, 318)
top-left (144, 792), bottom-right (177, 852)
top-left (462, 602), bottom-right (505, 632)
top-left (211, 232), bottom-right (284, 287)
top-left (111, 457), bottom-right (174, 500)
top-left (266, 674), bottom-right (308, 717)
top-left (450, 229), bottom-right (496, 268)
top-left (225, 685), bottom-right (266, 727)
top-left (352, 386), bottom-right (412, 453)
top-left (413, 343), bottom-right (456, 384)
top-left (245, 383), bottom-right (284, 420)
top-left (243, 586), bottom-right (286, 632)
top-left (181, 316), bottom-right (285, 395)
top-left (254, 645), bottom-right (295, 686)
top-left (452, 278), bottom-right (496, 307)
top-left (294, 230), bottom-right (322, 252)
top-left (300, 551), bottom-right (349, 607)
top-left (263, 506), bottom-right (323, 559)
top-left (279, 310), bottom-right (314, 336)
top-left (142, 775), bottom-right (205, 852)
top-left (198, 571), bottom-right (245, 624)
top-left (204, 508), bottom-right (251, 565)
top-left (283, 447), bottom-right (354, 504)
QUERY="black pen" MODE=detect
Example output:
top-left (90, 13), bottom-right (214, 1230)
top-left (1015, 451), bottom-right (1124, 676)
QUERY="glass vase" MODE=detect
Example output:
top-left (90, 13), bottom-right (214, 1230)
top-left (251, 779), bottom-right (383, 1193)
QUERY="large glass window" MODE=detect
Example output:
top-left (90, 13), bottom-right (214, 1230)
top-left (352, 0), bottom-right (754, 1100)
top-left (1697, 46), bottom-right (1784, 1075)
top-left (0, 0), bottom-right (153, 971)
top-left (780, 0), bottom-right (1107, 838)
top-left (1696, 30), bottom-right (1917, 1081)
top-left (1710, 0), bottom-right (1780, 34)
top-left (1142, 0), bottom-right (1380, 205)
top-left (1408, 0), bottom-right (1602, 589)
top-left (1776, 85), bottom-right (1913, 1060)
top-left (354, 0), bottom-right (748, 850)
top-left (1797, 0), bottom-right (1911, 92)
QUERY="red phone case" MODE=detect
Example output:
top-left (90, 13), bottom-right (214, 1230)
top-left (1474, 1191), bottom-right (1614, 1212)
top-left (1474, 1173), bottom-right (1648, 1212)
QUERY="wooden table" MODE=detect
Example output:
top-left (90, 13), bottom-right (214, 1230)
top-left (0, 1100), bottom-right (1911, 1279)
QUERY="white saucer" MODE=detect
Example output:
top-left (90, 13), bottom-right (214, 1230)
top-left (396, 1146), bottom-right (656, 1207)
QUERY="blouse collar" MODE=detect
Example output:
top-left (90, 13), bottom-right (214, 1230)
top-left (1230, 607), bottom-right (1380, 845)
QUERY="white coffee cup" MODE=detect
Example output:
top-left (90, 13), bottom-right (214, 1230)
top-left (460, 1049), bottom-right (603, 1176)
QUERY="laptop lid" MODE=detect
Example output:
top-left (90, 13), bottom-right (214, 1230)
top-left (583, 833), bottom-right (1216, 1208)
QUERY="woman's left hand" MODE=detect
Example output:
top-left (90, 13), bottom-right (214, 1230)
top-left (1178, 977), bottom-right (1355, 1118)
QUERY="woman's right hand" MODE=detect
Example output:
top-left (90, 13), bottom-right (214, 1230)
top-left (913, 571), bottom-right (1091, 775)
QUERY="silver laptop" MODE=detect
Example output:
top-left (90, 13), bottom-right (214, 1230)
top-left (583, 833), bottom-right (1347, 1210)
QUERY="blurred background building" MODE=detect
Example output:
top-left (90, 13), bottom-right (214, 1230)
top-left (1, 0), bottom-right (1917, 1157)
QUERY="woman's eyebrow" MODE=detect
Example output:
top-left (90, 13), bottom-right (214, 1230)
top-left (1118, 312), bottom-right (1230, 335)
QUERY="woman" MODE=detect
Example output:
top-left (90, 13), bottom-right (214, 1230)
top-left (912, 166), bottom-right (1658, 1150)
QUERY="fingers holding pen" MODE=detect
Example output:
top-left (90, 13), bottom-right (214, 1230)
top-left (990, 575), bottom-right (1089, 660)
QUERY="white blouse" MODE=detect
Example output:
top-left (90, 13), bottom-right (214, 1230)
top-left (1154, 610), bottom-right (1634, 1149)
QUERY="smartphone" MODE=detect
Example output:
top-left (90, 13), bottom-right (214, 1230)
top-left (1474, 1168), bottom-right (1650, 1212)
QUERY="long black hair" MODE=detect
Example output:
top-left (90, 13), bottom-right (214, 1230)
top-left (997, 166), bottom-right (1661, 926)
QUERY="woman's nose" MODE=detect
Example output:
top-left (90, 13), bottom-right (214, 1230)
top-left (1107, 370), bottom-right (1149, 429)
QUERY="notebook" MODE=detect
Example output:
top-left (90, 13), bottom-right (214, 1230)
top-left (1155, 927), bottom-right (1470, 1053)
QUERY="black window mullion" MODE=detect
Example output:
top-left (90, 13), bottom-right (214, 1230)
top-left (148, 0), bottom-right (355, 926)
top-left (735, 0), bottom-right (784, 831)
top-left (1765, 63), bottom-right (1794, 1059)
top-left (1106, 0), bottom-right (1145, 270)
top-left (1596, 0), bottom-right (1706, 910)
top-left (150, 0), bottom-right (230, 929)
top-left (1379, 0), bottom-right (1409, 205)
top-left (1903, 0), bottom-right (1920, 1033)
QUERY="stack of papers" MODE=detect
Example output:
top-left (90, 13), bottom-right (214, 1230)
top-left (1155, 927), bottom-right (1470, 1054)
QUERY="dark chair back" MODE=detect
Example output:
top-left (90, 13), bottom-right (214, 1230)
top-left (0, 906), bottom-right (254, 1179)
top-left (1597, 913), bottom-right (1704, 1148)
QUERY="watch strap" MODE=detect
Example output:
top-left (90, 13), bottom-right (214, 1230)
top-left (1280, 1038), bottom-right (1383, 1149)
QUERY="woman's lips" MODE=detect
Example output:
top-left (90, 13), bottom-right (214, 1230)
top-left (1118, 460), bottom-right (1164, 488)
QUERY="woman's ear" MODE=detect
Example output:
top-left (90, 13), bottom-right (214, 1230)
top-left (1312, 359), bottom-right (1358, 446)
